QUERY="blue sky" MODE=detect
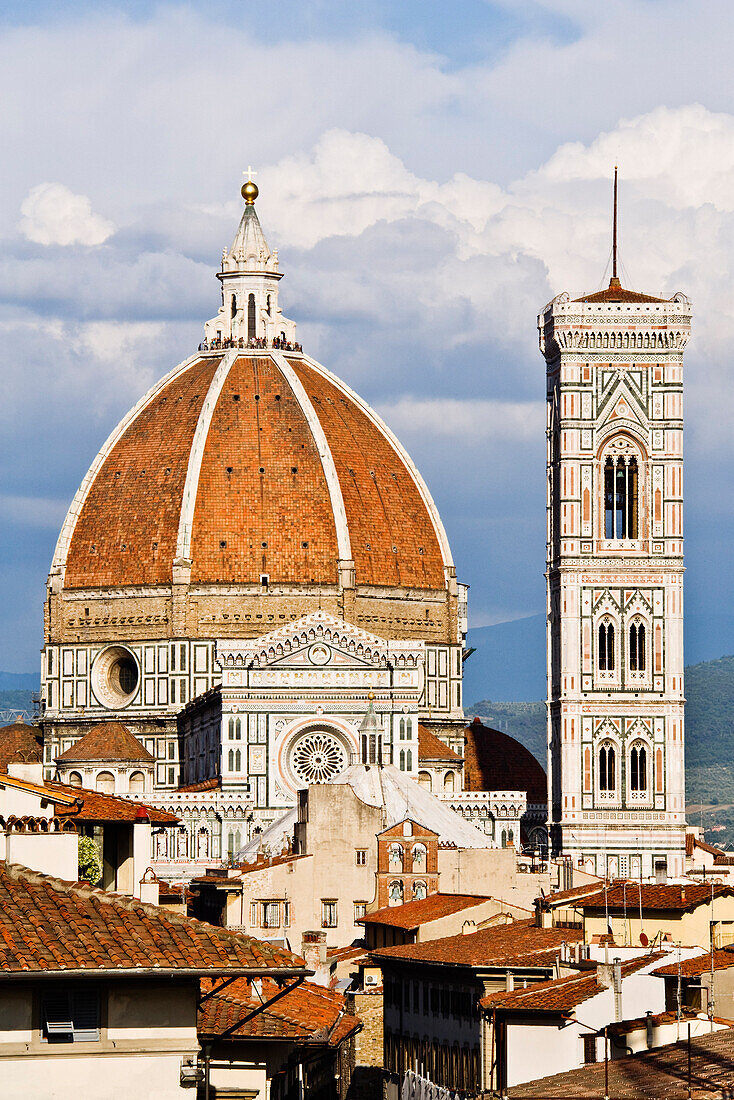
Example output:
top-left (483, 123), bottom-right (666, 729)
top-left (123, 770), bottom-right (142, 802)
top-left (2, 1), bottom-right (734, 672)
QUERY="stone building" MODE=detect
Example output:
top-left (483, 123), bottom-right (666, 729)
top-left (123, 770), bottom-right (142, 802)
top-left (540, 183), bottom-right (691, 877)
top-left (40, 180), bottom-right (468, 841)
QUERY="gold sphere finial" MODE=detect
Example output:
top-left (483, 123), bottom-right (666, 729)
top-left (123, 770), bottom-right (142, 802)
top-left (368, 689), bottom-right (375, 701)
top-left (241, 180), bottom-right (259, 205)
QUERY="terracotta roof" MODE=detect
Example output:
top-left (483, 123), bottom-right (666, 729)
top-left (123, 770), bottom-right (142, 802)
top-left (370, 918), bottom-right (582, 968)
top-left (687, 834), bottom-right (726, 859)
top-left (0, 862), bottom-right (307, 977)
top-left (580, 883), bottom-right (734, 913)
top-left (537, 881), bottom-right (607, 908)
top-left (60, 352), bottom-right (448, 591)
top-left (464, 718), bottom-right (547, 802)
top-left (481, 955), bottom-right (663, 1014)
top-left (199, 976), bottom-right (360, 1045)
top-left (361, 893), bottom-right (491, 929)
top-left (56, 722), bottom-right (154, 764)
top-left (418, 725), bottom-right (462, 763)
top-left (509, 1025), bottom-right (734, 1098)
top-left (655, 948), bottom-right (734, 978)
top-left (191, 853), bottom-right (305, 887)
top-left (0, 721), bottom-right (42, 771)
top-left (0, 772), bottom-right (77, 806)
top-left (573, 280), bottom-right (668, 305)
top-left (177, 777), bottom-right (222, 793)
top-left (46, 780), bottom-right (179, 825)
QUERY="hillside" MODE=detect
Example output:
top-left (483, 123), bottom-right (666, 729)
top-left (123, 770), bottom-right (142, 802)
top-left (469, 653), bottom-right (734, 844)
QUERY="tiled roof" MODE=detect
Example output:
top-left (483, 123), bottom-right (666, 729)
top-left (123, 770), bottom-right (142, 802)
top-left (537, 881), bottom-right (607, 908)
top-left (463, 719), bottom-right (547, 802)
top-left (509, 1025), bottom-right (734, 1098)
top-left (0, 862), bottom-right (307, 977)
top-left (0, 772), bottom-right (77, 806)
top-left (655, 948), bottom-right (734, 978)
top-left (573, 281), bottom-right (667, 305)
top-left (46, 780), bottom-right (179, 825)
top-left (192, 853), bottom-right (305, 887)
top-left (687, 834), bottom-right (726, 859)
top-left (580, 883), bottom-right (734, 913)
top-left (361, 893), bottom-right (491, 929)
top-left (61, 352), bottom-right (447, 591)
top-left (177, 777), bottom-right (222, 793)
top-left (56, 721), bottom-right (154, 763)
top-left (481, 955), bottom-right (663, 1014)
top-left (199, 976), bottom-right (361, 1046)
top-left (417, 726), bottom-right (462, 763)
top-left (0, 721), bottom-right (43, 771)
top-left (370, 918), bottom-right (582, 968)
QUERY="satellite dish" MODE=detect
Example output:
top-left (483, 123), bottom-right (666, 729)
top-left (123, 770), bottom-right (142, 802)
top-left (640, 932), bottom-right (649, 946)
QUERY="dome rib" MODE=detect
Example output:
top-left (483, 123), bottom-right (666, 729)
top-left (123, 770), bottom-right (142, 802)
top-left (271, 353), bottom-right (351, 564)
top-left (175, 349), bottom-right (238, 562)
top-left (51, 352), bottom-right (211, 587)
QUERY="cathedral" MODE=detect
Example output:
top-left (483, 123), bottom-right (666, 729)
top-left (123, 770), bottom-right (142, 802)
top-left (39, 179), bottom-right (472, 856)
top-left (541, 178), bottom-right (690, 879)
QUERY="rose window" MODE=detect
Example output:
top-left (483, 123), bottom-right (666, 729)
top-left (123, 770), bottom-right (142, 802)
top-left (290, 731), bottom-right (348, 785)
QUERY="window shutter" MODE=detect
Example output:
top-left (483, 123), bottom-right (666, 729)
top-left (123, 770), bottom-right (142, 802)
top-left (71, 990), bottom-right (100, 1042)
top-left (43, 992), bottom-right (73, 1037)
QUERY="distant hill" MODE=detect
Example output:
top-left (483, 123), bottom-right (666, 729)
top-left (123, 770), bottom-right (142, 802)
top-left (468, 653), bottom-right (734, 813)
top-left (465, 611), bottom-right (734, 703)
top-left (0, 689), bottom-right (35, 721)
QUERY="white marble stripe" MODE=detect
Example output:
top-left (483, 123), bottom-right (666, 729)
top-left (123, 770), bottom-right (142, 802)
top-left (271, 353), bottom-right (352, 563)
top-left (175, 349), bottom-right (238, 561)
top-left (51, 352), bottom-right (206, 584)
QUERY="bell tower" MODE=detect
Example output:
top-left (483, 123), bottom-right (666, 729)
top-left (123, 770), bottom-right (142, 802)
top-left (539, 172), bottom-right (692, 879)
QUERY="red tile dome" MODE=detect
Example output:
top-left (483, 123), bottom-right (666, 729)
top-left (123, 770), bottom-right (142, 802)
top-left (53, 351), bottom-right (452, 593)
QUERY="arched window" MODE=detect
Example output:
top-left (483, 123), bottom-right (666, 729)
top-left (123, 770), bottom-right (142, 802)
top-left (388, 843), bottom-right (404, 871)
top-left (406, 749), bottom-right (413, 771)
top-left (599, 743), bottom-right (616, 792)
top-left (418, 771), bottom-right (431, 791)
top-left (604, 453), bottom-right (638, 538)
top-left (231, 294), bottom-right (237, 318)
top-left (388, 880), bottom-right (403, 906)
top-left (68, 771), bottom-right (83, 789)
top-left (501, 829), bottom-right (507, 848)
top-left (630, 743), bottom-right (648, 793)
top-left (406, 718), bottom-right (412, 738)
top-left (266, 293), bottom-right (271, 315)
top-left (96, 771), bottom-right (114, 794)
top-left (228, 717), bottom-right (234, 738)
top-left (399, 718), bottom-right (405, 740)
top-left (247, 293), bottom-right (256, 340)
top-left (234, 749), bottom-right (242, 772)
top-left (129, 770), bottom-right (145, 794)
top-left (399, 749), bottom-right (406, 771)
top-left (228, 749), bottom-right (234, 771)
top-left (235, 718), bottom-right (241, 739)
top-left (629, 621), bottom-right (646, 671)
top-left (598, 620), bottom-right (615, 671)
top-left (412, 843), bottom-right (427, 872)
top-left (443, 771), bottom-right (455, 793)
top-left (413, 880), bottom-right (427, 900)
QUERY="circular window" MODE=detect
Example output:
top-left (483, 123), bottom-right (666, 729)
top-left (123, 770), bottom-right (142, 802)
top-left (92, 645), bottom-right (140, 709)
top-left (289, 729), bottom-right (348, 786)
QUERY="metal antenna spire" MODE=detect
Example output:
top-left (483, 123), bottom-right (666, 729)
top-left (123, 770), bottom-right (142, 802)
top-left (611, 166), bottom-right (620, 287)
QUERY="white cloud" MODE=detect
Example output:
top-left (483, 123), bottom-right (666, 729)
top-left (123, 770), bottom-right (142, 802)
top-left (376, 398), bottom-right (544, 443)
top-left (19, 183), bottom-right (114, 246)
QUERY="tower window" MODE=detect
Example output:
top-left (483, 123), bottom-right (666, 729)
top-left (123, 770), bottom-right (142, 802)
top-left (248, 293), bottom-right (256, 340)
top-left (598, 620), bottom-right (615, 671)
top-left (629, 621), bottom-right (646, 671)
top-left (630, 743), bottom-right (648, 792)
top-left (599, 743), bottom-right (616, 793)
top-left (604, 454), bottom-right (638, 538)
top-left (231, 294), bottom-right (237, 318)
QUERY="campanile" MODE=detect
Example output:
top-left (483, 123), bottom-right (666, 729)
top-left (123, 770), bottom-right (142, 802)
top-left (539, 176), bottom-right (691, 878)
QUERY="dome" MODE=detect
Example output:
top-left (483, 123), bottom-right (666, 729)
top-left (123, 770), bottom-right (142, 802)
top-left (52, 350), bottom-right (451, 592)
top-left (463, 718), bottom-right (547, 803)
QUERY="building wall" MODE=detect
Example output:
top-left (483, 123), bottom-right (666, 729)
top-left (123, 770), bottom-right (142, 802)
top-left (0, 979), bottom-right (199, 1100)
top-left (583, 899), bottom-right (734, 949)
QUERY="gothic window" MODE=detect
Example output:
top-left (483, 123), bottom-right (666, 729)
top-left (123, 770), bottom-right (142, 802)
top-left (406, 749), bottom-right (413, 770)
top-left (399, 749), bottom-right (406, 771)
top-left (247, 293), bottom-right (256, 340)
top-left (388, 843), bottom-right (404, 871)
top-left (406, 718), bottom-right (412, 738)
top-left (228, 718), bottom-right (234, 738)
top-left (235, 718), bottom-right (241, 739)
top-left (598, 620), bottom-right (615, 671)
top-left (604, 453), bottom-right (638, 538)
top-left (228, 749), bottom-right (234, 771)
top-left (599, 743), bottom-right (616, 793)
top-left (234, 749), bottom-right (242, 771)
top-left (630, 742), bottom-right (648, 793)
top-left (412, 843), bottom-right (427, 872)
top-left (629, 621), bottom-right (646, 672)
